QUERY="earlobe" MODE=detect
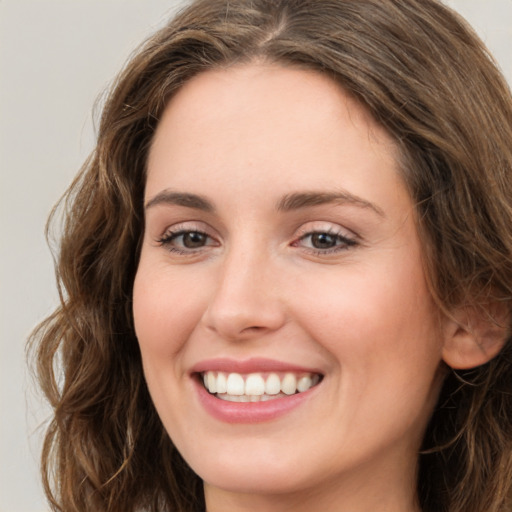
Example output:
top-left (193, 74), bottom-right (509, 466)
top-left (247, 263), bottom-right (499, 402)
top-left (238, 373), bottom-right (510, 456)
top-left (442, 303), bottom-right (510, 370)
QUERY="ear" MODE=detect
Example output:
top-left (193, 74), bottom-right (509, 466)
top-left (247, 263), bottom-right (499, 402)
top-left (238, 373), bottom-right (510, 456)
top-left (442, 302), bottom-right (510, 369)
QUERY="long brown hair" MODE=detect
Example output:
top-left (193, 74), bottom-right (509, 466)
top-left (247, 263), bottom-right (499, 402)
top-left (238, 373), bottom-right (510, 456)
top-left (29, 1), bottom-right (512, 511)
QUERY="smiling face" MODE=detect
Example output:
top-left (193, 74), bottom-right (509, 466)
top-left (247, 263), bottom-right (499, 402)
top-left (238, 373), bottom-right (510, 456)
top-left (133, 63), bottom-right (447, 511)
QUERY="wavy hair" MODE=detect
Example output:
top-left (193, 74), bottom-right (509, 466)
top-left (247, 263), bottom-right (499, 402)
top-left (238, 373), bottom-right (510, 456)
top-left (29, 0), bottom-right (512, 511)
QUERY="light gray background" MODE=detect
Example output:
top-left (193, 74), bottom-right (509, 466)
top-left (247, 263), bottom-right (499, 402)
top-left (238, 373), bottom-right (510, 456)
top-left (0, 1), bottom-right (511, 511)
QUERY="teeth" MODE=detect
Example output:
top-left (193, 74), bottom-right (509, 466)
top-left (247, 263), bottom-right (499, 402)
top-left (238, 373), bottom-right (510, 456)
top-left (201, 370), bottom-right (321, 399)
top-left (207, 372), bottom-right (217, 393)
top-left (245, 374), bottom-right (265, 395)
top-left (265, 373), bottom-right (281, 395)
top-left (226, 373), bottom-right (245, 395)
top-left (216, 372), bottom-right (227, 393)
top-left (297, 375), bottom-right (312, 392)
top-left (217, 392), bottom-right (287, 402)
top-left (281, 373), bottom-right (297, 395)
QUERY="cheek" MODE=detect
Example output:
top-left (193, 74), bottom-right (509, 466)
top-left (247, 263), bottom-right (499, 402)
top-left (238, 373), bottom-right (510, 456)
top-left (131, 262), bottom-right (209, 431)
top-left (292, 255), bottom-right (443, 377)
top-left (132, 262), bottom-right (207, 360)
top-left (298, 265), bottom-right (443, 435)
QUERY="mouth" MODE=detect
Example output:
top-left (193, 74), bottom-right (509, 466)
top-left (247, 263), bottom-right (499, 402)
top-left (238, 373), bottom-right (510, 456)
top-left (200, 371), bottom-right (323, 403)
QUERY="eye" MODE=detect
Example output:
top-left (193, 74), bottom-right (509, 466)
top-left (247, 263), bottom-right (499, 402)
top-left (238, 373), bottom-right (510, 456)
top-left (157, 228), bottom-right (218, 254)
top-left (176, 231), bottom-right (209, 248)
top-left (292, 227), bottom-right (357, 255)
top-left (308, 232), bottom-right (344, 249)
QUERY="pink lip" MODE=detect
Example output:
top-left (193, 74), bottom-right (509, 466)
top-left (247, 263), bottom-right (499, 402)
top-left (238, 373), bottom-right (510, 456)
top-left (190, 357), bottom-right (322, 375)
top-left (190, 358), bottom-right (323, 424)
top-left (194, 379), bottom-right (319, 423)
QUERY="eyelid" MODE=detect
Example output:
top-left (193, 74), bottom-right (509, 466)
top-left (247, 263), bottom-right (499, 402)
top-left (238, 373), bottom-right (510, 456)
top-left (293, 221), bottom-right (357, 240)
top-left (157, 228), bottom-right (213, 244)
top-left (290, 221), bottom-right (359, 254)
top-left (157, 220), bottom-right (213, 239)
top-left (156, 220), bottom-right (220, 254)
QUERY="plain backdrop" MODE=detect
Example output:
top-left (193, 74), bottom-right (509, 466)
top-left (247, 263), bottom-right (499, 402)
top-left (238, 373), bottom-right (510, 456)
top-left (0, 1), bottom-right (511, 511)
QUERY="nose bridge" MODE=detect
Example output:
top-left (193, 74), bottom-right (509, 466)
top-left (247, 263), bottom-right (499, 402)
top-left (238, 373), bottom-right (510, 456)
top-left (202, 238), bottom-right (285, 339)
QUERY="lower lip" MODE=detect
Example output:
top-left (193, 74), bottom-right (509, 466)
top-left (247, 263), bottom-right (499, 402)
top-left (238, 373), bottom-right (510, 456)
top-left (194, 377), bottom-right (319, 424)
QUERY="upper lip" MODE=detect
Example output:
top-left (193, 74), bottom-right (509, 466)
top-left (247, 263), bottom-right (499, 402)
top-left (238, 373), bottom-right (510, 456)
top-left (190, 357), bottom-right (323, 375)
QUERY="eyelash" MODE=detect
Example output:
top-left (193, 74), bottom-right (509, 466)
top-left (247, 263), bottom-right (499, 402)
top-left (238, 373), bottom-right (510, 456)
top-left (157, 229), bottom-right (216, 255)
top-left (156, 227), bottom-right (358, 256)
top-left (292, 230), bottom-right (357, 255)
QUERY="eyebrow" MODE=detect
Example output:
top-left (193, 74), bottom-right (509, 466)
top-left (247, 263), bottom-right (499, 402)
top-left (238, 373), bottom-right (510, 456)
top-left (276, 191), bottom-right (385, 217)
top-left (145, 189), bottom-right (384, 217)
top-left (145, 190), bottom-right (215, 212)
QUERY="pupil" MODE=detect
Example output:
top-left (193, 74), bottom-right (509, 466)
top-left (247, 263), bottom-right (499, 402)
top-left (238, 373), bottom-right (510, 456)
top-left (312, 233), bottom-right (336, 249)
top-left (183, 232), bottom-right (206, 248)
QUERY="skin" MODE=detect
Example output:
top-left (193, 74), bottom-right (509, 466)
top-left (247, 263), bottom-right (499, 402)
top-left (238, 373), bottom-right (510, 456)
top-left (133, 63), bottom-right (451, 512)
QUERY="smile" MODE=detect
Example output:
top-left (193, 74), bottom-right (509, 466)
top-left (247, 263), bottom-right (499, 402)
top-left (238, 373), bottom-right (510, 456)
top-left (201, 371), bottom-right (322, 402)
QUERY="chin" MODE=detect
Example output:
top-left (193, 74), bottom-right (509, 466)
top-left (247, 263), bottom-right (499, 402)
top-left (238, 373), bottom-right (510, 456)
top-left (183, 441), bottom-right (316, 495)
top-left (201, 463), bottom-right (310, 496)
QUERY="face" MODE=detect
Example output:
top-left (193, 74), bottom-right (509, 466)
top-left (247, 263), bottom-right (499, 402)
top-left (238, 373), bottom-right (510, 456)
top-left (133, 63), bottom-right (446, 509)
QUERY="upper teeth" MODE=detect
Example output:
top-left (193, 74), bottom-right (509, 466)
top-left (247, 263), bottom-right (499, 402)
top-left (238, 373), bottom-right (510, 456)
top-left (202, 371), bottom-right (320, 397)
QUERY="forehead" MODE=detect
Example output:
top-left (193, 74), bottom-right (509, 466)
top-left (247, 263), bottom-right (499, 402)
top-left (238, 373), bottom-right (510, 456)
top-left (146, 63), bottom-right (407, 219)
top-left (148, 63), bottom-right (397, 166)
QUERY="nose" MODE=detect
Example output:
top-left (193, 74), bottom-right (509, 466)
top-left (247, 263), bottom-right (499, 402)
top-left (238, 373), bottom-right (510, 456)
top-left (201, 246), bottom-right (286, 341)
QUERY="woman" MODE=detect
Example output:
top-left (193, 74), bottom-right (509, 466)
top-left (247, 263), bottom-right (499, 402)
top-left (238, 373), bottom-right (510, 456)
top-left (30, 0), bottom-right (512, 511)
